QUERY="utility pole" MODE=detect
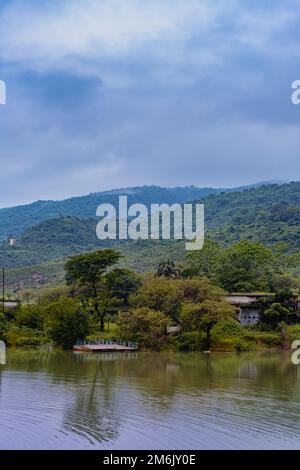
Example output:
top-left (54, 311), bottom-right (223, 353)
top-left (2, 269), bottom-right (4, 316)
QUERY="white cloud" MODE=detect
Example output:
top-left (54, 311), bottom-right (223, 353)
top-left (0, 0), bottom-right (299, 206)
top-left (0, 0), bottom-right (222, 62)
top-left (0, 0), bottom-right (297, 91)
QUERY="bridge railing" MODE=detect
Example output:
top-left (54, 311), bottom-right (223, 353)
top-left (75, 339), bottom-right (138, 349)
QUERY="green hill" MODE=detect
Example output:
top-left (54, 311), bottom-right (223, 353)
top-left (203, 181), bottom-right (300, 250)
top-left (0, 182), bottom-right (270, 240)
top-left (1, 181), bottom-right (299, 288)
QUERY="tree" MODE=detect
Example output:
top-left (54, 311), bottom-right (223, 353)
top-left (216, 240), bottom-right (276, 292)
top-left (65, 249), bottom-right (120, 330)
top-left (130, 276), bottom-right (225, 322)
top-left (45, 297), bottom-right (90, 349)
top-left (270, 273), bottom-right (300, 291)
top-left (19, 289), bottom-right (36, 306)
top-left (105, 268), bottom-right (141, 305)
top-left (157, 260), bottom-right (182, 279)
top-left (130, 276), bottom-right (182, 321)
top-left (41, 286), bottom-right (71, 302)
top-left (117, 307), bottom-right (169, 350)
top-left (178, 277), bottom-right (224, 303)
top-left (264, 303), bottom-right (290, 325)
top-left (15, 305), bottom-right (44, 330)
top-left (180, 300), bottom-right (235, 350)
top-left (184, 239), bottom-right (221, 279)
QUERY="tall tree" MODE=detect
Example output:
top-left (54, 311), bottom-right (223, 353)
top-left (65, 249), bottom-right (120, 330)
top-left (216, 240), bottom-right (276, 292)
top-left (181, 300), bottom-right (235, 350)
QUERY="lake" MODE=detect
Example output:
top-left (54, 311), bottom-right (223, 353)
top-left (0, 350), bottom-right (299, 450)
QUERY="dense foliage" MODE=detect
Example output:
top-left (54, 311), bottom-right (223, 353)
top-left (1, 181), bottom-right (300, 288)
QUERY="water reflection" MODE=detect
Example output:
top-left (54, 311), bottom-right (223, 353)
top-left (0, 350), bottom-right (299, 449)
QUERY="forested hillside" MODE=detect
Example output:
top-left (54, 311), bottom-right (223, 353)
top-left (0, 182), bottom-right (269, 240)
top-left (204, 181), bottom-right (300, 250)
top-left (1, 181), bottom-right (299, 288)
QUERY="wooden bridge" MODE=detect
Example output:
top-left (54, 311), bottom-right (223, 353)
top-left (73, 339), bottom-right (138, 353)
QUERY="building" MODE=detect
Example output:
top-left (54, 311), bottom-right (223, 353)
top-left (8, 237), bottom-right (16, 247)
top-left (224, 293), bottom-right (274, 326)
top-left (3, 300), bottom-right (19, 309)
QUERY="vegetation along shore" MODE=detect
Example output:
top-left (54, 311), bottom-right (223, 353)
top-left (2, 236), bottom-right (300, 352)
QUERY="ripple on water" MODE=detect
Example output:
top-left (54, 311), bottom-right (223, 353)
top-left (1, 353), bottom-right (300, 450)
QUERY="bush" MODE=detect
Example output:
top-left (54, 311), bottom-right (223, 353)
top-left (242, 330), bottom-right (281, 347)
top-left (45, 297), bottom-right (90, 349)
top-left (211, 319), bottom-right (243, 338)
top-left (0, 314), bottom-right (8, 342)
top-left (173, 331), bottom-right (206, 351)
top-left (6, 325), bottom-right (47, 348)
top-left (216, 337), bottom-right (255, 352)
top-left (286, 325), bottom-right (300, 343)
top-left (117, 307), bottom-right (169, 350)
top-left (15, 305), bottom-right (44, 330)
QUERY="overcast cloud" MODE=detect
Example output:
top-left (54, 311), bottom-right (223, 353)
top-left (0, 0), bottom-right (300, 206)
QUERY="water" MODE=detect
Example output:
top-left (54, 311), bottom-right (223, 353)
top-left (0, 350), bottom-right (299, 449)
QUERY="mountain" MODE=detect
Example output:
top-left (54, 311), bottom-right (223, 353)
top-left (0, 182), bottom-right (275, 240)
top-left (1, 180), bottom-right (298, 289)
top-left (204, 181), bottom-right (300, 250)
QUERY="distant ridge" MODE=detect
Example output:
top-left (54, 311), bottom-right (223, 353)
top-left (1, 180), bottom-right (299, 288)
top-left (0, 181), bottom-right (284, 240)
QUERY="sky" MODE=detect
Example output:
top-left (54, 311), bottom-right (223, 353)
top-left (0, 0), bottom-right (300, 207)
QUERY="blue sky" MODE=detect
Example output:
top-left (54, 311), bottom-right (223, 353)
top-left (0, 0), bottom-right (300, 206)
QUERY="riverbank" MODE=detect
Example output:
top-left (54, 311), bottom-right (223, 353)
top-left (5, 321), bottom-right (300, 352)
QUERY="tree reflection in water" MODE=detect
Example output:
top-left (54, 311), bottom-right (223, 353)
top-left (1, 350), bottom-right (299, 449)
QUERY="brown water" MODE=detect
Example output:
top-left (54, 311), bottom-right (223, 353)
top-left (0, 350), bottom-right (300, 450)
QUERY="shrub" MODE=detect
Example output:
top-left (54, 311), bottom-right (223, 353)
top-left (286, 325), bottom-right (300, 343)
top-left (174, 331), bottom-right (206, 351)
top-left (117, 307), bottom-right (169, 350)
top-left (45, 297), bottom-right (90, 349)
top-left (6, 325), bottom-right (47, 348)
top-left (0, 314), bottom-right (8, 341)
top-left (211, 319), bottom-right (243, 339)
top-left (15, 305), bottom-right (44, 330)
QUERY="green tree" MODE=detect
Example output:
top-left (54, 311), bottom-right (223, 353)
top-left (117, 307), bottom-right (169, 350)
top-left (40, 286), bottom-right (72, 302)
top-left (181, 300), bottom-right (235, 350)
top-left (19, 289), bottom-right (36, 306)
top-left (178, 277), bottom-right (224, 303)
top-left (264, 303), bottom-right (290, 325)
top-left (105, 268), bottom-right (141, 305)
top-left (65, 249), bottom-right (120, 330)
top-left (130, 276), bottom-right (182, 321)
top-left (216, 240), bottom-right (276, 292)
top-left (184, 239), bottom-right (221, 279)
top-left (45, 297), bottom-right (90, 349)
top-left (0, 314), bottom-right (7, 341)
top-left (130, 276), bottom-right (225, 322)
top-left (15, 305), bottom-right (44, 330)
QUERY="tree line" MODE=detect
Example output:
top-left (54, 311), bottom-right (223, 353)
top-left (1, 238), bottom-right (300, 351)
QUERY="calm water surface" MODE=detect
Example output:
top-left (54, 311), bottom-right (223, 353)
top-left (0, 350), bottom-right (300, 449)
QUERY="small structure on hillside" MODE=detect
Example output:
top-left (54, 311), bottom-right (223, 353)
top-left (224, 293), bottom-right (274, 326)
top-left (8, 237), bottom-right (17, 247)
top-left (3, 300), bottom-right (19, 309)
top-left (166, 326), bottom-right (181, 335)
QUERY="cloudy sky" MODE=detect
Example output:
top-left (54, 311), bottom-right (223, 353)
top-left (0, 0), bottom-right (300, 207)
